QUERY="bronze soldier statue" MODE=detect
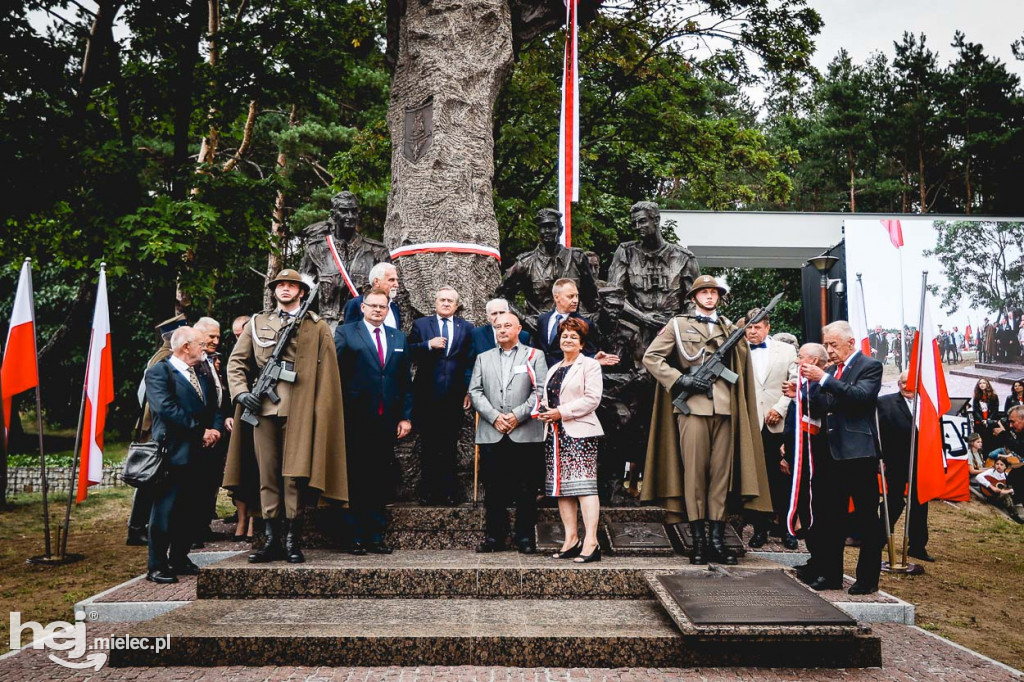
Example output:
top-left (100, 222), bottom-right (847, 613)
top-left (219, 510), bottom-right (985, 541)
top-left (608, 201), bottom-right (700, 345)
top-left (496, 208), bottom-right (598, 332)
top-left (299, 191), bottom-right (389, 329)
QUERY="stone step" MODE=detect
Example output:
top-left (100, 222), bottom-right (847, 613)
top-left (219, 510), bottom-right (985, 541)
top-left (950, 366), bottom-right (1021, 386)
top-left (974, 362), bottom-right (1024, 373)
top-left (198, 549), bottom-right (788, 600)
top-left (107, 596), bottom-right (881, 668)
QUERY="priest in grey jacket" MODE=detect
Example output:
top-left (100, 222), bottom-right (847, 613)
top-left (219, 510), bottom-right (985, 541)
top-left (468, 312), bottom-right (548, 553)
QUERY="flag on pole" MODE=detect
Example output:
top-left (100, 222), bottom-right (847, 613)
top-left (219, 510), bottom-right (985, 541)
top-left (880, 219), bottom-right (904, 248)
top-left (848, 274), bottom-right (871, 356)
top-left (76, 265), bottom-right (113, 502)
top-left (557, 0), bottom-right (579, 248)
top-left (907, 296), bottom-right (966, 503)
top-left (1, 259), bottom-right (39, 434)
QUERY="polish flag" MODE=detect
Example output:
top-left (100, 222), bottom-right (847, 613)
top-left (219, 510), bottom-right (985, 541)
top-left (557, 0), bottom-right (579, 247)
top-left (847, 274), bottom-right (872, 356)
top-left (2, 260), bottom-right (39, 434)
top-left (77, 266), bottom-right (114, 502)
top-left (880, 219), bottom-right (904, 248)
top-left (907, 297), bottom-right (967, 502)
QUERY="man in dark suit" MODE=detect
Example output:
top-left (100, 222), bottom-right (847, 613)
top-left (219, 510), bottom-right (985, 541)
top-left (335, 289), bottom-right (414, 554)
top-left (409, 286), bottom-right (476, 504)
top-left (534, 278), bottom-right (617, 368)
top-left (798, 320), bottom-right (883, 595)
top-left (471, 298), bottom-right (531, 356)
top-left (144, 326), bottom-right (224, 583)
top-left (877, 370), bottom-right (932, 562)
top-left (342, 262), bottom-right (402, 329)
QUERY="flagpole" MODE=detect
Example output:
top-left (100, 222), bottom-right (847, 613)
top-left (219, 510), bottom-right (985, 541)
top-left (903, 271), bottom-right (929, 570)
top-left (899, 248), bottom-right (908, 370)
top-left (25, 258), bottom-right (53, 560)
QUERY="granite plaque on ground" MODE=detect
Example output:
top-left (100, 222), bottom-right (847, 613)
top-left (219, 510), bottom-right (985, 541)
top-left (669, 522), bottom-right (746, 557)
top-left (535, 522), bottom-right (565, 550)
top-left (656, 570), bottom-right (856, 626)
top-left (604, 522), bottom-right (674, 556)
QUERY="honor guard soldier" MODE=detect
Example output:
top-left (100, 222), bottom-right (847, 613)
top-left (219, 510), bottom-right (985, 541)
top-left (224, 269), bottom-right (348, 564)
top-left (641, 275), bottom-right (771, 565)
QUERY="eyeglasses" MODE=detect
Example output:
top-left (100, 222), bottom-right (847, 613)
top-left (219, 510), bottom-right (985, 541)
top-left (363, 303), bottom-right (388, 310)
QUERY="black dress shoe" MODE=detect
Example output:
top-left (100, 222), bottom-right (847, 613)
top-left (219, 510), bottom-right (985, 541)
top-left (574, 547), bottom-right (601, 563)
top-left (349, 542), bottom-right (369, 556)
top-left (126, 526), bottom-right (149, 546)
top-left (909, 548), bottom-right (936, 562)
top-left (515, 539), bottom-right (537, 554)
top-left (146, 569), bottom-right (178, 584)
top-left (748, 529), bottom-right (768, 548)
top-left (783, 534), bottom-right (800, 550)
top-left (848, 582), bottom-right (878, 595)
top-left (552, 540), bottom-right (583, 559)
top-left (807, 576), bottom-right (843, 591)
top-left (169, 560), bottom-right (201, 576)
top-left (191, 541), bottom-right (206, 550)
top-left (476, 538), bottom-right (502, 553)
top-left (366, 542), bottom-right (393, 555)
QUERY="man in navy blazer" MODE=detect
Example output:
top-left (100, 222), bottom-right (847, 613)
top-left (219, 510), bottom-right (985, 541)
top-left (471, 298), bottom-right (531, 356)
top-left (335, 289), bottom-right (414, 554)
top-left (144, 327), bottom-right (224, 583)
top-left (342, 262), bottom-right (402, 329)
top-left (409, 286), bottom-right (476, 504)
top-left (534, 279), bottom-right (618, 368)
top-left (800, 320), bottom-right (883, 595)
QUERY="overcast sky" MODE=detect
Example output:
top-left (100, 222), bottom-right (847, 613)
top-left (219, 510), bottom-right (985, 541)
top-left (808, 0), bottom-right (1024, 77)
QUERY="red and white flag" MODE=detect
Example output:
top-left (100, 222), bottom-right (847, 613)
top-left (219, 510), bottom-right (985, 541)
top-left (880, 219), bottom-right (904, 248)
top-left (1, 260), bottom-right (39, 434)
top-left (907, 297), bottom-right (967, 502)
top-left (557, 0), bottom-right (579, 247)
top-left (77, 265), bottom-right (114, 502)
top-left (848, 274), bottom-right (871, 356)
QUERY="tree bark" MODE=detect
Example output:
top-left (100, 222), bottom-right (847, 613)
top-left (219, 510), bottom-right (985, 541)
top-left (917, 140), bottom-right (928, 214)
top-left (383, 0), bottom-right (513, 323)
top-left (847, 148), bottom-right (856, 212)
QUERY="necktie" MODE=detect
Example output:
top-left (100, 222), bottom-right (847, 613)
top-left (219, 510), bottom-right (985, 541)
top-left (750, 342), bottom-right (767, 349)
top-left (187, 367), bottom-right (204, 398)
top-left (835, 362), bottom-right (845, 379)
top-left (374, 327), bottom-right (385, 367)
top-left (550, 314), bottom-right (564, 345)
top-left (441, 318), bottom-right (450, 356)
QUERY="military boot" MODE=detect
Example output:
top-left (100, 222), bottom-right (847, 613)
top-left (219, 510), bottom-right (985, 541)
top-left (285, 518), bottom-right (305, 564)
top-left (689, 521), bottom-right (708, 565)
top-left (248, 518), bottom-right (286, 563)
top-left (709, 520), bottom-right (739, 565)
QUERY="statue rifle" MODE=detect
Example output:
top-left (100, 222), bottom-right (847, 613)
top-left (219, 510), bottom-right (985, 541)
top-left (241, 285), bottom-right (319, 427)
top-left (672, 292), bottom-right (784, 415)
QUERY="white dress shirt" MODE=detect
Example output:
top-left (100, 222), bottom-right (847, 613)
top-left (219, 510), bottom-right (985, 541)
top-left (749, 339), bottom-right (770, 384)
top-left (364, 319), bottom-right (388, 358)
top-left (436, 314), bottom-right (453, 355)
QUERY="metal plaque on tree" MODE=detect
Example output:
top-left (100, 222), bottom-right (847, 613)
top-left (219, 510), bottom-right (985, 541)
top-left (403, 96), bottom-right (433, 163)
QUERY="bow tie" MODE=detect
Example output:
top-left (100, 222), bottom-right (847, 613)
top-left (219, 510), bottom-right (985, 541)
top-left (749, 342), bottom-right (767, 349)
top-left (694, 315), bottom-right (716, 324)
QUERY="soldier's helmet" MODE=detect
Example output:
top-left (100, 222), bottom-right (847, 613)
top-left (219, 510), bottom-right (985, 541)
top-left (685, 274), bottom-right (728, 300)
top-left (267, 268), bottom-right (312, 295)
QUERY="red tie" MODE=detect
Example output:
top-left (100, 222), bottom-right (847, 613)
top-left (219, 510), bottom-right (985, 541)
top-left (374, 327), bottom-right (385, 416)
top-left (835, 362), bottom-right (845, 379)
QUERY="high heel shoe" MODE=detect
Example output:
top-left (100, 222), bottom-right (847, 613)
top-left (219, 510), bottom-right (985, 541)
top-left (574, 546), bottom-right (601, 563)
top-left (552, 540), bottom-right (583, 559)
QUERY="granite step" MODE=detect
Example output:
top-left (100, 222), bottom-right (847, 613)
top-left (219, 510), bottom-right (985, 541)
top-left (107, 596), bottom-right (881, 668)
top-left (198, 549), bottom-right (792, 600)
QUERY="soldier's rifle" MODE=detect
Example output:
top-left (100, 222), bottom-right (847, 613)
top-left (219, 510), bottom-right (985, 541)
top-left (672, 292), bottom-right (784, 415)
top-left (240, 286), bottom-right (319, 427)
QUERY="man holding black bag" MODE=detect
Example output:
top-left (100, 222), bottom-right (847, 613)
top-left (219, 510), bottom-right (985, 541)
top-left (144, 326), bottom-right (223, 583)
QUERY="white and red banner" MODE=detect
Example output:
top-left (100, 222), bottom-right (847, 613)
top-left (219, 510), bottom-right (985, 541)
top-left (325, 235), bottom-right (359, 298)
top-left (880, 219), bottom-right (904, 248)
top-left (557, 0), bottom-right (579, 247)
top-left (77, 266), bottom-right (114, 502)
top-left (389, 242), bottom-right (501, 262)
top-left (1, 259), bottom-right (39, 434)
top-left (848, 273), bottom-right (871, 356)
top-left (907, 297), bottom-right (968, 503)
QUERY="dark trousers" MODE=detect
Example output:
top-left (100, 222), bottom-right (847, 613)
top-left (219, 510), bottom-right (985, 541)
top-left (417, 394), bottom-right (466, 501)
top-left (1008, 466), bottom-right (1024, 505)
top-left (481, 437), bottom-right (543, 543)
top-left (756, 427), bottom-right (788, 529)
top-left (196, 446), bottom-right (226, 534)
top-left (345, 411), bottom-right (397, 544)
top-left (148, 464), bottom-right (197, 571)
top-left (815, 455), bottom-right (882, 588)
top-left (883, 467), bottom-right (929, 552)
top-left (129, 486), bottom-right (156, 533)
top-left (342, 508), bottom-right (387, 544)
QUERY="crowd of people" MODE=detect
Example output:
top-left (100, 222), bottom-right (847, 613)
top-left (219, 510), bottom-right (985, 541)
top-left (969, 378), bottom-right (1024, 522)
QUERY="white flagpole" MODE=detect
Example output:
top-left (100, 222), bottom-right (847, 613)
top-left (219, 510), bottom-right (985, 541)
top-left (900, 248), bottom-right (908, 368)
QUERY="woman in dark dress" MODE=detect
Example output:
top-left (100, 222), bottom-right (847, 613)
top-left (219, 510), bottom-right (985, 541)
top-left (1004, 379), bottom-right (1024, 413)
top-left (973, 378), bottom-right (1002, 453)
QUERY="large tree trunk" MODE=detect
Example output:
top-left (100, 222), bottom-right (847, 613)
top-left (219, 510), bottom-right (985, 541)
top-left (383, 0), bottom-right (513, 323)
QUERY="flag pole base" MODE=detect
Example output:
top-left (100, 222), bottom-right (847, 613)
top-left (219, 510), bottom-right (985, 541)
top-left (26, 553), bottom-right (85, 567)
top-left (881, 560), bottom-right (924, 575)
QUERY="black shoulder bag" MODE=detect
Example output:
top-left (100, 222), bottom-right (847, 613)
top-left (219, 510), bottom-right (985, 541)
top-left (122, 371), bottom-right (168, 488)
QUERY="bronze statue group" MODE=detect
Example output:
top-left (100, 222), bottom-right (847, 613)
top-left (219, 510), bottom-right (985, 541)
top-left (140, 192), bottom-right (889, 597)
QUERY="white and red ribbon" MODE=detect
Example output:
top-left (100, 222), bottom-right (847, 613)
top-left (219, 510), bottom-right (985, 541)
top-left (325, 235), bottom-right (359, 298)
top-left (557, 0), bottom-right (579, 248)
top-left (389, 242), bottom-right (501, 262)
top-left (524, 348), bottom-right (542, 418)
top-left (786, 369), bottom-right (817, 536)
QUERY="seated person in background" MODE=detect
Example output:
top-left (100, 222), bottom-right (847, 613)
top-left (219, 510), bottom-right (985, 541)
top-left (967, 433), bottom-right (987, 484)
top-left (975, 459), bottom-right (1023, 523)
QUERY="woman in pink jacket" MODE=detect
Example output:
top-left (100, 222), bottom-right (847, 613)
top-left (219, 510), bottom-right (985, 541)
top-left (538, 316), bottom-right (605, 563)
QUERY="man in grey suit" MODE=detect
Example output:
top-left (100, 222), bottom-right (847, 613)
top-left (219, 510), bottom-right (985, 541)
top-left (468, 312), bottom-right (548, 553)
